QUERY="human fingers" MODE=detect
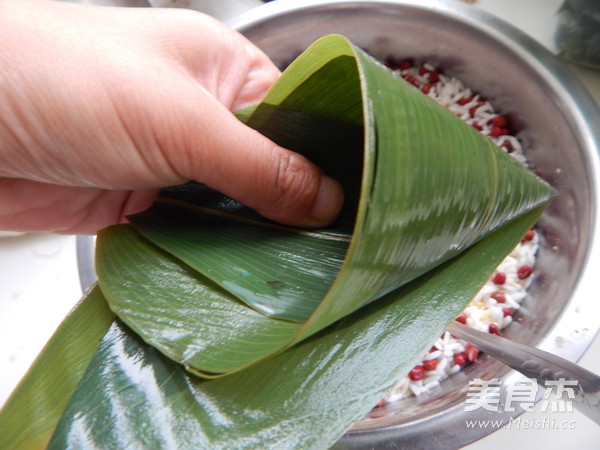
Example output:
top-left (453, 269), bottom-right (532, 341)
top-left (0, 178), bottom-right (157, 234)
top-left (172, 96), bottom-right (344, 228)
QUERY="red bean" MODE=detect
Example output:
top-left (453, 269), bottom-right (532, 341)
top-left (465, 344), bottom-right (480, 362)
top-left (454, 353), bottom-right (468, 366)
top-left (423, 359), bottom-right (438, 371)
top-left (469, 101), bottom-right (485, 117)
top-left (489, 126), bottom-right (504, 137)
top-left (517, 265), bottom-right (533, 280)
top-left (492, 272), bottom-right (506, 285)
top-left (404, 75), bottom-right (420, 87)
top-left (522, 229), bottom-right (535, 242)
top-left (455, 313), bottom-right (468, 324)
top-left (489, 115), bottom-right (507, 128)
top-left (502, 140), bottom-right (514, 152)
top-left (491, 291), bottom-right (506, 303)
top-left (471, 121), bottom-right (483, 131)
top-left (399, 59), bottom-right (413, 70)
top-left (409, 365), bottom-right (425, 381)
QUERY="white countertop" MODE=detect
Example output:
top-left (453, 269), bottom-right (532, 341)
top-left (1, 0), bottom-right (599, 448)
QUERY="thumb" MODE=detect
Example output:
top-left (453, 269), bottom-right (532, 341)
top-left (180, 103), bottom-right (345, 228)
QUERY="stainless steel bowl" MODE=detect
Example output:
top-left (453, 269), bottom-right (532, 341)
top-left (231, 1), bottom-right (600, 447)
top-left (78, 0), bottom-right (600, 447)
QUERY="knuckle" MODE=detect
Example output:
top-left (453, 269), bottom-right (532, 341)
top-left (268, 150), bottom-right (320, 215)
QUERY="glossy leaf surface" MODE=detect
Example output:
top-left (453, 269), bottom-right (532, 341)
top-left (0, 286), bottom-right (114, 449)
top-left (50, 208), bottom-right (545, 449)
top-left (0, 34), bottom-right (557, 450)
top-left (126, 199), bottom-right (350, 322)
top-left (100, 35), bottom-right (555, 377)
top-left (96, 224), bottom-right (302, 375)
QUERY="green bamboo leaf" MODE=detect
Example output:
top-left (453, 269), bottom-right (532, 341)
top-left (102, 34), bottom-right (556, 376)
top-left (0, 34), bottom-right (557, 449)
top-left (125, 199), bottom-right (350, 322)
top-left (49, 207), bottom-right (545, 449)
top-left (0, 285), bottom-right (114, 449)
top-left (96, 224), bottom-right (302, 375)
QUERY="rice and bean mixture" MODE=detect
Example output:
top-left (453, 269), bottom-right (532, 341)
top-left (380, 58), bottom-right (538, 401)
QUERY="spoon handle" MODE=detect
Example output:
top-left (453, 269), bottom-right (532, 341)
top-left (447, 321), bottom-right (600, 425)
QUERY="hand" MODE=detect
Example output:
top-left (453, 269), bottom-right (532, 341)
top-left (0, 0), bottom-right (343, 234)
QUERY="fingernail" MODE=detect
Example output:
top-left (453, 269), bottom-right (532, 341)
top-left (308, 176), bottom-right (344, 227)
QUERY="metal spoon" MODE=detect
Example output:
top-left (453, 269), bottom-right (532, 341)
top-left (447, 321), bottom-right (600, 425)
